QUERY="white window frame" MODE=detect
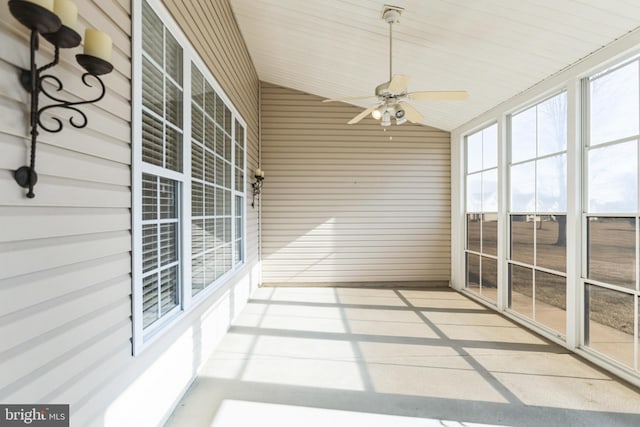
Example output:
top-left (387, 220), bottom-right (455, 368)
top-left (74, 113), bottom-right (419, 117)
top-left (452, 29), bottom-right (640, 388)
top-left (132, 0), bottom-right (247, 355)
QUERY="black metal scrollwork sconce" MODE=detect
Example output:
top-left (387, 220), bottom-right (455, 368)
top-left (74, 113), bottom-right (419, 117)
top-left (251, 168), bottom-right (265, 208)
top-left (9, 0), bottom-right (114, 198)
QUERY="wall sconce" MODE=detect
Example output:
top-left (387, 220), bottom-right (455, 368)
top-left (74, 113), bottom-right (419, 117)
top-left (251, 168), bottom-right (265, 208)
top-left (9, 0), bottom-right (114, 198)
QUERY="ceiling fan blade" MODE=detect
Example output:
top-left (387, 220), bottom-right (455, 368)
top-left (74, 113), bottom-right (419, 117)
top-left (388, 74), bottom-right (409, 94)
top-left (348, 104), bottom-right (381, 125)
top-left (322, 95), bottom-right (377, 103)
top-left (407, 90), bottom-right (469, 101)
top-left (399, 102), bottom-right (424, 124)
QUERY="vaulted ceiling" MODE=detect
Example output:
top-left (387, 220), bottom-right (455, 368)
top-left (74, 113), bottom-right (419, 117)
top-left (229, 0), bottom-right (640, 131)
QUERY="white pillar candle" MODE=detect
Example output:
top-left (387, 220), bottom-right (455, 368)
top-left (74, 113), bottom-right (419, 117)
top-left (25, 0), bottom-right (54, 11)
top-left (255, 168), bottom-right (262, 176)
top-left (54, 0), bottom-right (77, 28)
top-left (260, 170), bottom-right (265, 178)
top-left (84, 29), bottom-right (112, 62)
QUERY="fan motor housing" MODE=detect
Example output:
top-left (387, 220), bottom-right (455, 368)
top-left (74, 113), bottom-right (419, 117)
top-left (375, 81), bottom-right (404, 99)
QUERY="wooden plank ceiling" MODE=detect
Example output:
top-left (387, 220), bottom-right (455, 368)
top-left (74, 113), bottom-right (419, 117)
top-left (228, 0), bottom-right (640, 131)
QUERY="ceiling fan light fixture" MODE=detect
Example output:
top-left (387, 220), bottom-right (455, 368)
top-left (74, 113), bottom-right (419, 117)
top-left (396, 116), bottom-right (407, 125)
top-left (381, 110), bottom-right (392, 126)
top-left (372, 108), bottom-right (383, 120)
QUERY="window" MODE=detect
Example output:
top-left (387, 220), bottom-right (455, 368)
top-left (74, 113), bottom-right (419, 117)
top-left (584, 57), bottom-right (640, 368)
top-left (465, 124), bottom-right (498, 303)
top-left (508, 92), bottom-right (567, 336)
top-left (133, 0), bottom-right (246, 351)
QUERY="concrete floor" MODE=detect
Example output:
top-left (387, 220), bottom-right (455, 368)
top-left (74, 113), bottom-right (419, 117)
top-left (165, 287), bottom-right (640, 427)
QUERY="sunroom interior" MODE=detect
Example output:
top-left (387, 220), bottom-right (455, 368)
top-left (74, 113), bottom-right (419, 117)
top-left (2, 0), bottom-right (640, 426)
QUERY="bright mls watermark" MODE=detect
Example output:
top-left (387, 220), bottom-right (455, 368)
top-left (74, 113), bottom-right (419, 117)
top-left (0, 405), bottom-right (69, 427)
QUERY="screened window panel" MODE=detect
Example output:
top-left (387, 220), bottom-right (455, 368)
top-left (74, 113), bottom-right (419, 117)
top-left (482, 124), bottom-right (498, 169)
top-left (590, 61), bottom-right (639, 146)
top-left (482, 213), bottom-right (498, 257)
top-left (536, 154), bottom-right (566, 212)
top-left (511, 107), bottom-right (537, 163)
top-left (588, 141), bottom-right (637, 213)
top-left (536, 215), bottom-right (567, 273)
top-left (481, 256), bottom-right (498, 290)
top-left (466, 253), bottom-right (480, 289)
top-left (535, 270), bottom-right (566, 335)
top-left (467, 214), bottom-right (481, 253)
top-left (466, 173), bottom-right (482, 212)
top-left (510, 264), bottom-right (534, 318)
top-left (483, 169), bottom-right (498, 212)
top-left (586, 284), bottom-right (635, 367)
top-left (587, 217), bottom-right (636, 288)
top-left (537, 93), bottom-right (567, 157)
top-left (511, 161), bottom-right (535, 212)
top-left (510, 215), bottom-right (534, 265)
top-left (466, 132), bottom-right (482, 173)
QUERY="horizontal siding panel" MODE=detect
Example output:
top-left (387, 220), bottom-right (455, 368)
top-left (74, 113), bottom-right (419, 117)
top-left (0, 207), bottom-right (130, 242)
top-left (261, 82), bottom-right (451, 285)
top-left (0, 303), bottom-right (131, 402)
top-left (0, 173), bottom-right (130, 208)
top-left (0, 276), bottom-right (130, 354)
top-left (0, 253), bottom-right (131, 315)
top-left (3, 140), bottom-right (130, 186)
top-left (0, 231), bottom-right (131, 280)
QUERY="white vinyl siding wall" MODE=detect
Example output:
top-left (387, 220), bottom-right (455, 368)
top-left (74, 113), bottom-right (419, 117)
top-left (0, 0), bottom-right (132, 423)
top-left (260, 82), bottom-right (451, 285)
top-left (0, 0), bottom-right (260, 425)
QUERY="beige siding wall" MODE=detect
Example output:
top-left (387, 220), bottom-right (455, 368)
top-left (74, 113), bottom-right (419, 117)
top-left (260, 82), bottom-right (451, 285)
top-left (0, 1), bottom-right (260, 426)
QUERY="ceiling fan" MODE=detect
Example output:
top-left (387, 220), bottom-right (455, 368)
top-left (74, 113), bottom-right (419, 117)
top-left (323, 6), bottom-right (468, 126)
